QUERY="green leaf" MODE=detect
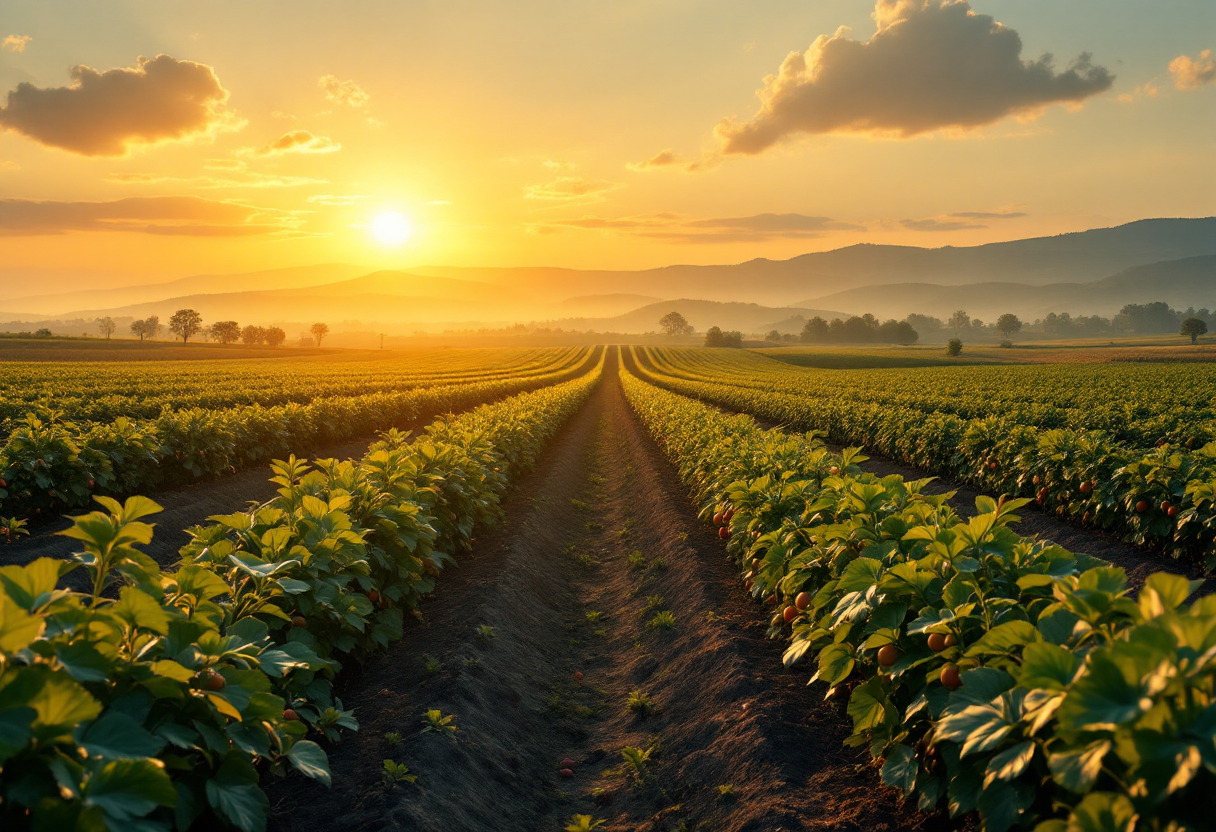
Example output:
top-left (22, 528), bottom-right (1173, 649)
top-left (814, 643), bottom-right (855, 685)
top-left (1017, 642), bottom-right (1080, 691)
top-left (965, 620), bottom-right (1038, 659)
top-left (111, 586), bottom-right (171, 635)
top-left (782, 637), bottom-right (814, 669)
top-left (0, 707), bottom-right (35, 764)
top-left (82, 758), bottom-right (176, 821)
top-left (286, 740), bottom-right (332, 787)
top-left (0, 592), bottom-right (44, 651)
top-left (847, 677), bottom-right (892, 734)
top-left (984, 740), bottom-right (1035, 787)
top-left (880, 743), bottom-right (917, 794)
top-left (837, 557), bottom-right (884, 593)
top-left (1047, 739), bottom-right (1111, 793)
top-left (206, 758), bottom-right (268, 832)
top-left (56, 641), bottom-right (113, 683)
top-left (1057, 653), bottom-right (1152, 731)
top-left (0, 557), bottom-right (65, 609)
top-left (1065, 791), bottom-right (1138, 832)
top-left (78, 712), bottom-right (166, 760)
top-left (0, 665), bottom-right (102, 741)
top-left (1138, 572), bottom-right (1200, 618)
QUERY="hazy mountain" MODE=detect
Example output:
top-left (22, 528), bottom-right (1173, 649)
top-left (410, 218), bottom-right (1216, 306)
top-left (552, 299), bottom-right (846, 334)
top-left (0, 264), bottom-right (369, 316)
top-left (799, 255), bottom-right (1216, 321)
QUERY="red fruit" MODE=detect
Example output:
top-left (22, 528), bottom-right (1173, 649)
top-left (941, 664), bottom-right (962, 690)
top-left (877, 644), bottom-right (899, 667)
top-left (988, 461), bottom-right (997, 471)
top-left (0, 478), bottom-right (6, 488)
top-left (1168, 506), bottom-right (1179, 518)
top-left (724, 508), bottom-right (735, 522)
top-left (782, 605), bottom-right (798, 624)
top-left (794, 591), bottom-right (811, 611)
top-left (1160, 501), bottom-right (1172, 513)
top-left (765, 593), bottom-right (777, 605)
top-left (87, 479), bottom-right (95, 489)
top-left (368, 590), bottom-right (380, 604)
top-left (718, 527), bottom-right (731, 540)
top-left (927, 633), bottom-right (947, 652)
top-left (943, 634), bottom-right (958, 648)
top-left (291, 615), bottom-right (307, 628)
top-left (829, 466), bottom-right (840, 476)
top-left (203, 672), bottom-right (226, 691)
top-left (559, 768), bottom-right (574, 779)
top-left (560, 758), bottom-right (576, 767)
top-left (574, 671), bottom-right (584, 681)
top-left (1079, 481), bottom-right (1092, 494)
top-left (713, 511), bottom-right (724, 525)
top-left (283, 708), bottom-right (300, 721)
top-left (1135, 500), bottom-right (1148, 513)
top-left (1033, 475), bottom-right (1041, 486)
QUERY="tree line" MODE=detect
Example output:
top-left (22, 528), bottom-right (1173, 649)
top-left (92, 309), bottom-right (331, 347)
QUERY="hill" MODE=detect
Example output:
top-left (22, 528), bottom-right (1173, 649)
top-left (551, 299), bottom-right (846, 334)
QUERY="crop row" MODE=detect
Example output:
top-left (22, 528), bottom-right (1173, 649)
top-left (621, 358), bottom-right (1214, 832)
top-left (0, 347), bottom-right (586, 425)
top-left (633, 347), bottom-right (1216, 567)
top-left (0, 355), bottom-right (603, 831)
top-left (643, 346), bottom-right (1216, 448)
top-left (0, 348), bottom-right (601, 525)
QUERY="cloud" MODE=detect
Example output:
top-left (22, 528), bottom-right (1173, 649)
top-left (1169, 50), bottom-right (1216, 90)
top-left (0, 54), bottom-right (238, 156)
top-left (1116, 82), bottom-right (1160, 103)
top-left (251, 129), bottom-right (340, 156)
top-left (714, 0), bottom-right (1114, 155)
top-left (0, 196), bottom-right (296, 236)
top-left (627, 149), bottom-right (682, 171)
top-left (319, 75), bottom-right (370, 108)
top-left (104, 170), bottom-right (323, 188)
top-left (902, 217), bottom-right (986, 231)
top-left (947, 210), bottom-right (1026, 219)
top-left (307, 194), bottom-right (368, 206)
top-left (0, 160), bottom-right (18, 171)
top-left (536, 211), bottom-right (862, 243)
top-left (523, 176), bottom-right (621, 201)
top-left (2, 35), bottom-right (31, 53)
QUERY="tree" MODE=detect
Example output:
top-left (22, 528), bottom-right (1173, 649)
top-left (130, 319), bottom-right (148, 340)
top-left (949, 310), bottom-right (970, 335)
top-left (210, 321), bottom-right (241, 344)
top-left (996, 313), bottom-right (1023, 340)
top-left (704, 326), bottom-right (726, 347)
top-left (97, 317), bottom-right (116, 339)
top-left (800, 316), bottom-right (829, 343)
top-left (658, 311), bottom-right (694, 337)
top-left (241, 325), bottom-right (265, 345)
top-left (168, 309), bottom-right (203, 343)
top-left (1115, 302), bottom-right (1179, 334)
top-left (310, 322), bottom-right (330, 347)
top-left (946, 338), bottom-right (963, 357)
top-left (144, 315), bottom-right (160, 340)
top-left (764, 329), bottom-right (782, 342)
top-left (264, 326), bottom-right (286, 347)
top-left (1181, 317), bottom-right (1208, 345)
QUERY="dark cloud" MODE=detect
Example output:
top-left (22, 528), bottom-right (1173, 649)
top-left (948, 210), bottom-right (1026, 219)
top-left (0, 54), bottom-right (236, 156)
top-left (902, 217), bottom-right (986, 231)
top-left (715, 0), bottom-right (1114, 154)
top-left (0, 196), bottom-right (292, 236)
top-left (538, 212), bottom-right (862, 243)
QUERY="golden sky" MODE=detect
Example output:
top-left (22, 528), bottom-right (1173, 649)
top-left (1, 0), bottom-right (1213, 287)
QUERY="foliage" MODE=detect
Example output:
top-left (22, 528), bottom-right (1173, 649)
top-left (623, 358), bottom-right (1216, 832)
top-left (946, 338), bottom-right (963, 357)
top-left (659, 311), bottom-right (694, 337)
top-left (704, 326), bottom-right (743, 348)
top-left (1180, 317), bottom-right (1208, 344)
top-left (168, 309), bottom-right (203, 343)
top-left (309, 323), bottom-right (330, 347)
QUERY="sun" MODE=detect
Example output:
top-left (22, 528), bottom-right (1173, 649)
top-left (371, 211), bottom-right (412, 246)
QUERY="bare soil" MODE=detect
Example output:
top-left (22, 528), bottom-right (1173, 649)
top-left (268, 349), bottom-right (945, 832)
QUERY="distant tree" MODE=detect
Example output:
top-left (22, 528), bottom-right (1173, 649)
top-left (949, 310), bottom-right (970, 334)
top-left (310, 322), bottom-right (330, 347)
top-left (130, 319), bottom-right (148, 340)
top-left (144, 314), bottom-right (160, 340)
top-left (97, 316), bottom-right (116, 339)
top-left (169, 308), bottom-right (203, 343)
top-left (241, 324), bottom-right (266, 345)
top-left (946, 338), bottom-right (963, 357)
top-left (800, 316), bottom-right (829, 343)
top-left (878, 319), bottom-right (919, 344)
top-left (996, 313), bottom-right (1023, 340)
top-left (906, 313), bottom-right (942, 337)
top-left (658, 311), bottom-right (694, 337)
top-left (264, 326), bottom-right (286, 347)
top-left (704, 326), bottom-right (726, 347)
top-left (1116, 302), bottom-right (1180, 334)
top-left (210, 320), bottom-right (241, 345)
top-left (1181, 317), bottom-right (1208, 345)
top-left (722, 330), bottom-right (743, 348)
top-left (764, 329), bottom-right (782, 342)
top-left (34, 328), bottom-right (52, 338)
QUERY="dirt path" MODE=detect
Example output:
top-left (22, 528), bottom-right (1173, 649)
top-left (269, 348), bottom-right (941, 832)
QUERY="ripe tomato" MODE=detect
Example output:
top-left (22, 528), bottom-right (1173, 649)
top-left (291, 615), bottom-right (307, 628)
top-left (718, 527), bottom-right (730, 540)
top-left (794, 591), bottom-right (811, 611)
top-left (283, 708), bottom-right (300, 721)
top-left (927, 633), bottom-right (947, 652)
top-left (204, 671), bottom-right (226, 691)
top-left (877, 644), bottom-right (899, 667)
top-left (943, 634), bottom-right (958, 648)
top-left (1135, 500), bottom-right (1148, 513)
top-left (940, 664), bottom-right (962, 690)
top-left (782, 605), bottom-right (798, 624)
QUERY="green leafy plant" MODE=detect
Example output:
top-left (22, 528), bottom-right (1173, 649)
top-left (475, 624), bottom-right (496, 641)
top-left (381, 759), bottom-right (417, 787)
top-left (384, 731), bottom-right (402, 746)
top-left (564, 815), bottom-right (606, 832)
top-left (627, 689), bottom-right (652, 716)
top-left (648, 610), bottom-right (676, 630)
top-left (420, 709), bottom-right (458, 737)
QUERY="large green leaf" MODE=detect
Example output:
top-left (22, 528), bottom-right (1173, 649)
top-left (78, 712), bottom-right (165, 760)
top-left (82, 758), bottom-right (176, 821)
top-left (0, 557), bottom-right (65, 610)
top-left (814, 643), bottom-right (855, 685)
top-left (286, 739), bottom-right (332, 786)
top-left (984, 740), bottom-right (1035, 787)
top-left (1048, 739), bottom-right (1111, 793)
top-left (1057, 653), bottom-right (1152, 731)
top-left (1065, 791), bottom-right (1138, 832)
top-left (206, 758), bottom-right (269, 832)
top-left (0, 707), bottom-right (35, 764)
top-left (965, 620), bottom-right (1039, 660)
top-left (1017, 642), bottom-right (1080, 691)
top-left (0, 592), bottom-right (44, 651)
top-left (111, 586), bottom-right (171, 635)
top-left (880, 743), bottom-right (917, 794)
top-left (0, 665), bottom-right (102, 741)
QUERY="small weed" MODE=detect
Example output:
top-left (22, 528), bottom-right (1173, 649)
top-left (420, 709), bottom-right (458, 737)
top-left (586, 521), bottom-right (605, 533)
top-left (627, 689), bottom-right (652, 716)
top-left (649, 610), bottom-right (676, 630)
top-left (421, 654), bottom-right (442, 674)
top-left (585, 610), bottom-right (604, 623)
top-left (620, 745), bottom-right (654, 781)
top-left (464, 656), bottom-right (481, 668)
top-left (565, 814), bottom-right (606, 832)
top-left (643, 594), bottom-right (666, 614)
top-left (704, 610), bottom-right (719, 623)
top-left (570, 498), bottom-right (593, 513)
top-left (475, 624), bottom-right (495, 641)
top-left (676, 531), bottom-right (688, 541)
top-left (562, 542), bottom-right (578, 556)
top-left (627, 550), bottom-right (647, 570)
top-left (717, 784), bottom-right (735, 799)
top-left (617, 519), bottom-right (634, 539)
top-left (648, 557), bottom-right (668, 572)
top-left (381, 759), bottom-right (416, 787)
top-left (384, 731), bottom-right (402, 746)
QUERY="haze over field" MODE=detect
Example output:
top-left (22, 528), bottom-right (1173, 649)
top-left (0, 1), bottom-right (1213, 334)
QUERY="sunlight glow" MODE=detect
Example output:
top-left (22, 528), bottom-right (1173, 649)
top-left (371, 211), bottom-right (412, 246)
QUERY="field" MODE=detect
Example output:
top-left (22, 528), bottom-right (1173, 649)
top-left (0, 344), bottom-right (1212, 832)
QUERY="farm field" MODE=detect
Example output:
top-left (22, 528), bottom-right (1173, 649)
top-left (1, 346), bottom-right (1210, 832)
top-left (634, 346), bottom-right (1216, 564)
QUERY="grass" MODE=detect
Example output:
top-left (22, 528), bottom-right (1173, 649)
top-left (421, 654), bottom-right (442, 674)
top-left (649, 610), bottom-right (676, 630)
top-left (627, 689), bottom-right (652, 716)
top-left (627, 550), bottom-right (647, 570)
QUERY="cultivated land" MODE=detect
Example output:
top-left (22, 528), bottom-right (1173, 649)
top-left (1, 343), bottom-right (1213, 832)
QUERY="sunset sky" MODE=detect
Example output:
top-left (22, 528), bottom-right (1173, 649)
top-left (1, 0), bottom-right (1213, 290)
